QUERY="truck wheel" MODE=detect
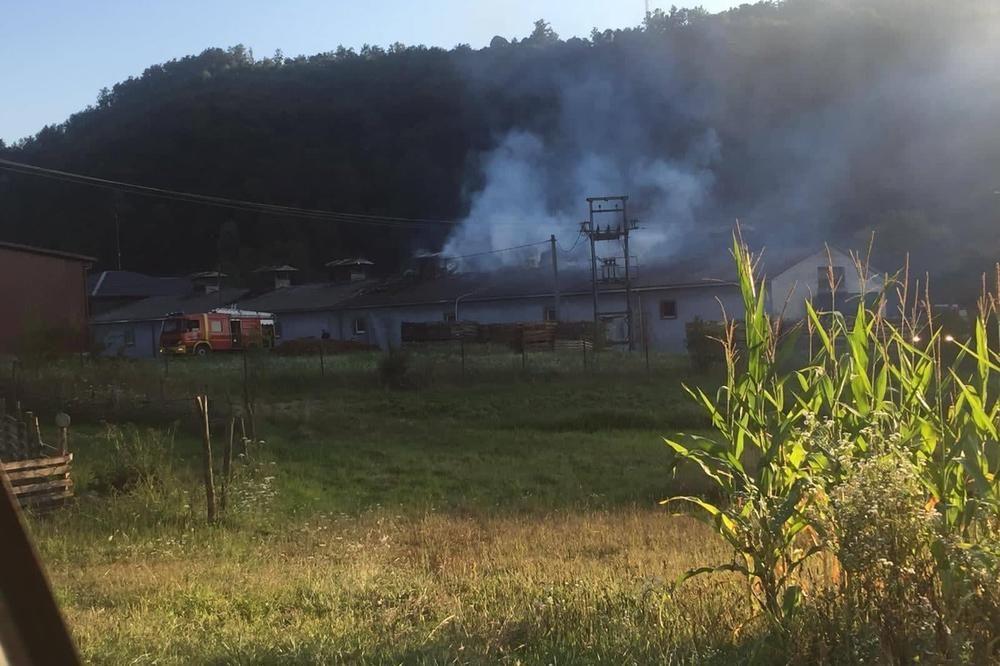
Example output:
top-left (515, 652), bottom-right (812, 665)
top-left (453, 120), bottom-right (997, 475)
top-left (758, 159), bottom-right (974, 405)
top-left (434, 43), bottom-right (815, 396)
top-left (194, 344), bottom-right (211, 357)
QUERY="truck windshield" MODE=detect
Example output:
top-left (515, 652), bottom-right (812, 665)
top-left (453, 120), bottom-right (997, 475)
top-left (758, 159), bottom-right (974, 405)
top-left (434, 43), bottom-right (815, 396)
top-left (162, 319), bottom-right (199, 332)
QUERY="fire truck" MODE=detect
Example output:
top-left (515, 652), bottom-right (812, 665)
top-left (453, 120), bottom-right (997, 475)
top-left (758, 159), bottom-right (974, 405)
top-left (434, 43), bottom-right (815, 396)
top-left (159, 308), bottom-right (276, 356)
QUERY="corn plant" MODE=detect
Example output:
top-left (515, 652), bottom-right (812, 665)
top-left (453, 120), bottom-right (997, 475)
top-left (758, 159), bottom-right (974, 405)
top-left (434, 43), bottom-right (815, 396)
top-left (666, 232), bottom-right (1000, 638)
top-left (663, 233), bottom-right (823, 623)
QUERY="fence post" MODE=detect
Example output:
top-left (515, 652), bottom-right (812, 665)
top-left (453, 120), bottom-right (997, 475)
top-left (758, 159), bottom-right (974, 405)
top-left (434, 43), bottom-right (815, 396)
top-left (242, 349), bottom-right (256, 443)
top-left (460, 338), bottom-right (466, 376)
top-left (318, 341), bottom-right (326, 378)
top-left (220, 415), bottom-right (235, 512)
top-left (55, 413), bottom-right (70, 456)
top-left (194, 395), bottom-right (217, 523)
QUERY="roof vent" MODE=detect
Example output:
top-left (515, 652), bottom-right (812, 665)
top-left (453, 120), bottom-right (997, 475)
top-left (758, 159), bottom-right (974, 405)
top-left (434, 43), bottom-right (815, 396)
top-left (326, 258), bottom-right (373, 283)
top-left (254, 265), bottom-right (299, 290)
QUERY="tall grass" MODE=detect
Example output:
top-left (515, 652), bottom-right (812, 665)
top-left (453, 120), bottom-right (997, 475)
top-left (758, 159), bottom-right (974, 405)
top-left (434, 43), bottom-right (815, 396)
top-left (666, 233), bottom-right (1000, 659)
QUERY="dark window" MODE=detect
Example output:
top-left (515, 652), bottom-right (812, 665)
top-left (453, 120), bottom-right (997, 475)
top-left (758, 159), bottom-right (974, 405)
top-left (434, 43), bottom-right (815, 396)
top-left (818, 266), bottom-right (846, 292)
top-left (185, 319), bottom-right (200, 332)
top-left (544, 305), bottom-right (557, 322)
top-left (353, 318), bottom-right (367, 335)
top-left (660, 300), bottom-right (678, 319)
top-left (443, 312), bottom-right (456, 322)
top-left (124, 327), bottom-right (136, 347)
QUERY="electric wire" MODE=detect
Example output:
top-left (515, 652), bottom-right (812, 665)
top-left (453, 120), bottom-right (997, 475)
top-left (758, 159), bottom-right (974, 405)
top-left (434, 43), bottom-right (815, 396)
top-left (0, 158), bottom-right (474, 229)
top-left (448, 239), bottom-right (550, 261)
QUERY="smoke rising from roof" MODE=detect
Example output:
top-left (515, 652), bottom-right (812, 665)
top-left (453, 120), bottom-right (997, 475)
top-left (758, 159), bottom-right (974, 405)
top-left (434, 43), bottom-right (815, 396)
top-left (444, 1), bottom-right (1000, 288)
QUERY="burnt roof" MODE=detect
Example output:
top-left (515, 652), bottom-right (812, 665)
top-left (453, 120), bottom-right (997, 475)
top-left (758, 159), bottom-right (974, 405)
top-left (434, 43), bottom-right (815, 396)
top-left (91, 287), bottom-right (250, 323)
top-left (88, 271), bottom-right (192, 298)
top-left (239, 280), bottom-right (376, 313)
top-left (0, 240), bottom-right (96, 263)
top-left (325, 258), bottom-right (374, 268)
top-left (340, 257), bottom-right (739, 310)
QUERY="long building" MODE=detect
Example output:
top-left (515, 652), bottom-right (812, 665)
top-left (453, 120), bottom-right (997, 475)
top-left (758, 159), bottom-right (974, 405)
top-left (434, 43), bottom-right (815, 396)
top-left (87, 246), bottom-right (885, 358)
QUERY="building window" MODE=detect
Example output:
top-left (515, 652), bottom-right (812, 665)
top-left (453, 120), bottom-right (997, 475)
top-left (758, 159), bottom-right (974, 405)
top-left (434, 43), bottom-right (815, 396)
top-left (443, 312), bottom-right (456, 322)
top-left (209, 319), bottom-right (223, 333)
top-left (543, 305), bottom-right (557, 322)
top-left (124, 327), bottom-right (136, 347)
top-left (659, 300), bottom-right (678, 320)
top-left (818, 266), bottom-right (846, 292)
top-left (353, 317), bottom-right (367, 335)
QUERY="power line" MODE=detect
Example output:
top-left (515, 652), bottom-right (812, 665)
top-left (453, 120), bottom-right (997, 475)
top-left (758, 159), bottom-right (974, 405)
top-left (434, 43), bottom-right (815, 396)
top-left (558, 231), bottom-right (585, 255)
top-left (449, 239), bottom-right (550, 261)
top-left (0, 158), bottom-right (465, 229)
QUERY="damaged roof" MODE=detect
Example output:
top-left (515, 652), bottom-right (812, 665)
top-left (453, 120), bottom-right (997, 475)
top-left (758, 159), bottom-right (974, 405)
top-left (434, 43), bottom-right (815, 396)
top-left (91, 287), bottom-right (250, 323)
top-left (88, 270), bottom-right (192, 298)
top-left (238, 280), bottom-right (377, 314)
top-left (340, 256), bottom-right (739, 310)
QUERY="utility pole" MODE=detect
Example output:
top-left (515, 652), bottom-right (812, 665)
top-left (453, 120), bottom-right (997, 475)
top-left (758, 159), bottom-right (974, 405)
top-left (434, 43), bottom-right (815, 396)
top-left (114, 204), bottom-right (122, 270)
top-left (550, 234), bottom-right (560, 321)
top-left (582, 196), bottom-right (639, 352)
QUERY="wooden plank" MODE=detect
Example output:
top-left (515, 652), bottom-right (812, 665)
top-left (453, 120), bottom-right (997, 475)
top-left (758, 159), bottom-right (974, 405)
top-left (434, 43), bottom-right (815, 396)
top-left (12, 478), bottom-right (73, 496)
top-left (1, 454), bottom-right (73, 472)
top-left (5, 464), bottom-right (72, 482)
top-left (19, 488), bottom-right (74, 507)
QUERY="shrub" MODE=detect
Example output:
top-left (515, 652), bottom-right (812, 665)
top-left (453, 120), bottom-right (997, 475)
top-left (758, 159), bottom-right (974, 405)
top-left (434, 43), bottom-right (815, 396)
top-left (91, 425), bottom-right (175, 494)
top-left (377, 349), bottom-right (411, 388)
top-left (685, 317), bottom-right (725, 373)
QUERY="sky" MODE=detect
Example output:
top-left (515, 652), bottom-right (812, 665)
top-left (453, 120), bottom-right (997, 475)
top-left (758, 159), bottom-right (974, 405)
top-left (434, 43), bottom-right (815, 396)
top-left (0, 0), bottom-right (739, 145)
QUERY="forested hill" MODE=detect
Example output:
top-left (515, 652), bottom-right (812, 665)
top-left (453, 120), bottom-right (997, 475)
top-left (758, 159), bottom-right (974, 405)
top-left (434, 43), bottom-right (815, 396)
top-left (2, 1), bottom-right (999, 298)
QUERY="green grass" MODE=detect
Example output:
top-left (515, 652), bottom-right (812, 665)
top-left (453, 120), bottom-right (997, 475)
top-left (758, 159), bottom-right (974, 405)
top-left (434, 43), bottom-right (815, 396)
top-left (18, 356), bottom-right (767, 664)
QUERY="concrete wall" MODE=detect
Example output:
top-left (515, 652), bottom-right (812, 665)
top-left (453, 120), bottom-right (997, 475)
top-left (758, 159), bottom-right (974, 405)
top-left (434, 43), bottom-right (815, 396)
top-left (91, 321), bottom-right (161, 358)
top-left (306, 284), bottom-right (742, 353)
top-left (770, 248), bottom-right (884, 320)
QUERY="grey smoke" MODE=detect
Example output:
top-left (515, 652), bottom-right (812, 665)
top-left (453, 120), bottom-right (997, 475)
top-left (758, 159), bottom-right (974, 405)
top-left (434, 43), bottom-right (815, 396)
top-left (444, 2), bottom-right (1000, 287)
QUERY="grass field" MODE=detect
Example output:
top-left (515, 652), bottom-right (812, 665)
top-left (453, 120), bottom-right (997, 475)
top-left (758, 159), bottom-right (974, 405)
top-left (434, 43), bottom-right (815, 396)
top-left (13, 353), bottom-right (786, 663)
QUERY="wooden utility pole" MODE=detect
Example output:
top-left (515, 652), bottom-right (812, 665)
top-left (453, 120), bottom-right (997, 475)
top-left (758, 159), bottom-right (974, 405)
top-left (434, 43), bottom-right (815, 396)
top-left (550, 234), bottom-right (560, 321)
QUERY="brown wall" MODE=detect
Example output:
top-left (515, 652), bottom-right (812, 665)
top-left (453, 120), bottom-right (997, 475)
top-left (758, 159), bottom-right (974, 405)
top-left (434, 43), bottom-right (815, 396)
top-left (0, 247), bottom-right (90, 354)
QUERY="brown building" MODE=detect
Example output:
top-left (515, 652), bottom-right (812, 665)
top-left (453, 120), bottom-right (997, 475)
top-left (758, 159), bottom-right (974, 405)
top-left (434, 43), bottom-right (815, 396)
top-left (0, 241), bottom-right (95, 354)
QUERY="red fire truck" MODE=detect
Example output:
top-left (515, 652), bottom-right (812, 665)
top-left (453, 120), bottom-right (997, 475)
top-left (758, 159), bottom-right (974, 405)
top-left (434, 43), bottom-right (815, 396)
top-left (159, 308), bottom-right (276, 356)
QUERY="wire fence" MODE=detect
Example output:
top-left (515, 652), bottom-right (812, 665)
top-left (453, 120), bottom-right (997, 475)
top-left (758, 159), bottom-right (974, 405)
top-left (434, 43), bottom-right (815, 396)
top-left (0, 344), bottom-right (700, 429)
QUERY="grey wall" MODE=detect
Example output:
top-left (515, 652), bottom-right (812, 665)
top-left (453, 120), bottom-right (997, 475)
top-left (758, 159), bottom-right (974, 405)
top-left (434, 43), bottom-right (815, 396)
top-left (314, 284), bottom-right (741, 352)
top-left (91, 321), bottom-right (160, 358)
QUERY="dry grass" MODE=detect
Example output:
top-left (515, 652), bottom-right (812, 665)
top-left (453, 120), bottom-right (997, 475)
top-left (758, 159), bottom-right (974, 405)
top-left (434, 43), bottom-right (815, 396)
top-left (47, 509), bottom-right (750, 664)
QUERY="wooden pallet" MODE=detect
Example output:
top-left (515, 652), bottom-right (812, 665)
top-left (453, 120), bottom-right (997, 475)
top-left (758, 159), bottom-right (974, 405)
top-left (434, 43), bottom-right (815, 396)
top-left (1, 454), bottom-right (74, 510)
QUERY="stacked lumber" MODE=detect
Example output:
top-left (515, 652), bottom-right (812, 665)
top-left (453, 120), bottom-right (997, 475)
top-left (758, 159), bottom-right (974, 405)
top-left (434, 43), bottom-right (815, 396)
top-left (554, 339), bottom-right (593, 352)
top-left (1, 455), bottom-right (74, 510)
top-left (520, 322), bottom-right (558, 351)
top-left (402, 321), bottom-right (477, 342)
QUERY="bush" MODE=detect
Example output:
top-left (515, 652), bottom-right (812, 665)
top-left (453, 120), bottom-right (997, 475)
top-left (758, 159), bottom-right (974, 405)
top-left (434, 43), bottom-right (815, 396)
top-left (90, 425), bottom-right (175, 494)
top-left (684, 317), bottom-right (725, 373)
top-left (377, 349), bottom-right (411, 388)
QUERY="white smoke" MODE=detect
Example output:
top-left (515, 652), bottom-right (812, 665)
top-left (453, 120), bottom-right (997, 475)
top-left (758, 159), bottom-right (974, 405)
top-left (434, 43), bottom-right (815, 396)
top-left (442, 126), bottom-right (720, 270)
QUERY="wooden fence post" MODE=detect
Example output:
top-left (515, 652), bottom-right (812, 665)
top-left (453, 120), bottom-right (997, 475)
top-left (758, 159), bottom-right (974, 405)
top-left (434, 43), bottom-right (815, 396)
top-left (318, 341), bottom-right (326, 377)
top-left (55, 413), bottom-right (71, 456)
top-left (220, 416), bottom-right (235, 512)
top-left (194, 395), bottom-right (216, 523)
